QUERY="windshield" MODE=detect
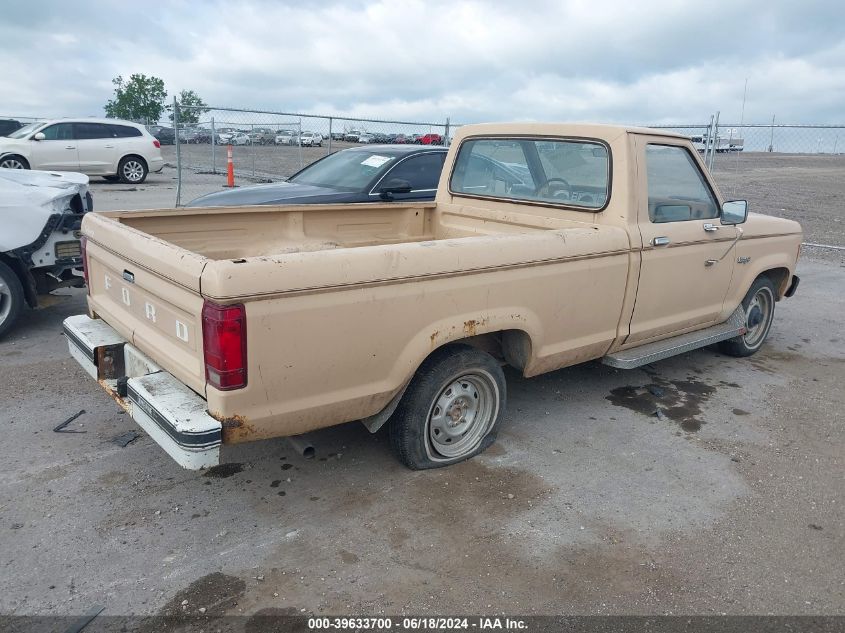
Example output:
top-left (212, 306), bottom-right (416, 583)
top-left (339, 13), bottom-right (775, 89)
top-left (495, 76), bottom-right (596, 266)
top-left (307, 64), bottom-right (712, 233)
top-left (289, 150), bottom-right (399, 191)
top-left (7, 122), bottom-right (44, 139)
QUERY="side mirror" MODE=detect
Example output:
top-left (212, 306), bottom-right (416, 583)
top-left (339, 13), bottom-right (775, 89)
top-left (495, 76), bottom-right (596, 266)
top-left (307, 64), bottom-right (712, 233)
top-left (378, 178), bottom-right (412, 200)
top-left (721, 200), bottom-right (748, 225)
top-left (33, 132), bottom-right (46, 141)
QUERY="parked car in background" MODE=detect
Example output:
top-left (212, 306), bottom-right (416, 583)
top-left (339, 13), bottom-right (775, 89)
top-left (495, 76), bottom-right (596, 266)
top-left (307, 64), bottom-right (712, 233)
top-left (344, 129), bottom-right (363, 142)
top-left (193, 129), bottom-right (215, 144)
top-left (0, 119), bottom-right (24, 137)
top-left (275, 131), bottom-right (298, 145)
top-left (147, 125), bottom-right (175, 145)
top-left (0, 168), bottom-right (91, 337)
top-left (249, 128), bottom-right (275, 145)
top-left (330, 131), bottom-right (346, 141)
top-left (217, 128), bottom-right (237, 143)
top-left (392, 134), bottom-right (411, 144)
top-left (358, 132), bottom-right (374, 144)
top-left (0, 118), bottom-right (163, 183)
top-left (300, 132), bottom-right (323, 147)
top-left (229, 132), bottom-right (251, 146)
top-left (188, 144), bottom-right (448, 207)
top-left (418, 133), bottom-right (443, 145)
top-left (177, 127), bottom-right (203, 144)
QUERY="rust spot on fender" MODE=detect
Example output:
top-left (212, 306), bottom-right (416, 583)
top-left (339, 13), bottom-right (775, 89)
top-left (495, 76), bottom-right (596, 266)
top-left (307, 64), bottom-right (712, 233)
top-left (430, 330), bottom-right (440, 346)
top-left (463, 318), bottom-right (487, 337)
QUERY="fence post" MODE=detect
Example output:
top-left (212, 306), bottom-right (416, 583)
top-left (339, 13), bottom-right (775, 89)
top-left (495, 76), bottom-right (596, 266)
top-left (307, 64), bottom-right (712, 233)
top-left (211, 116), bottom-right (216, 174)
top-left (709, 111), bottom-right (720, 171)
top-left (445, 117), bottom-right (450, 146)
top-left (327, 117), bottom-right (333, 154)
top-left (768, 115), bottom-right (775, 152)
top-left (174, 96), bottom-right (181, 207)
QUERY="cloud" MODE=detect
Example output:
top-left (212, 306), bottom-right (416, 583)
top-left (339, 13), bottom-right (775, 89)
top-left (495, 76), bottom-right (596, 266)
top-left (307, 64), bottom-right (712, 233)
top-left (1, 0), bottom-right (843, 125)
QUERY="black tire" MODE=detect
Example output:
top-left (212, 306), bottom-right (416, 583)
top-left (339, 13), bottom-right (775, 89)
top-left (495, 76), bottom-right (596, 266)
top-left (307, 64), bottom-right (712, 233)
top-left (0, 155), bottom-right (30, 170)
top-left (719, 276), bottom-right (777, 357)
top-left (103, 175), bottom-right (120, 182)
top-left (118, 155), bottom-right (148, 184)
top-left (0, 260), bottom-right (25, 338)
top-left (389, 344), bottom-right (506, 470)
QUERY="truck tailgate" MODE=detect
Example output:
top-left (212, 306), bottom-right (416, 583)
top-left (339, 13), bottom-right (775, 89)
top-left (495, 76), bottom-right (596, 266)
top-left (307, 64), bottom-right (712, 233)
top-left (83, 213), bottom-right (208, 395)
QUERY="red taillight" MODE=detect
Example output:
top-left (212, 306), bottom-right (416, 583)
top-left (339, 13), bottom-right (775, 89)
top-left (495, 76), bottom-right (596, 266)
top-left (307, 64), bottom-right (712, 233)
top-left (202, 301), bottom-right (247, 390)
top-left (153, 139), bottom-right (161, 149)
top-left (80, 235), bottom-right (90, 292)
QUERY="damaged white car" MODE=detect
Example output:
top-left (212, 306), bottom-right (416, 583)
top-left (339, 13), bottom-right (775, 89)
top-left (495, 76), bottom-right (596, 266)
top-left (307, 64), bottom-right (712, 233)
top-left (0, 169), bottom-right (92, 337)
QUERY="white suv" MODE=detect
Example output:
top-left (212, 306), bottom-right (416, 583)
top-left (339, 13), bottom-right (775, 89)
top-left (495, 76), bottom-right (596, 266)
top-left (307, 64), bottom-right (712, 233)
top-left (0, 118), bottom-right (164, 183)
top-left (300, 131), bottom-right (323, 147)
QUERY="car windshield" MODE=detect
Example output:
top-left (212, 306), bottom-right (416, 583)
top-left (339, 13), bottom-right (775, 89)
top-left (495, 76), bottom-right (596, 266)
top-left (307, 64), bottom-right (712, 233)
top-left (7, 122), bottom-right (44, 139)
top-left (289, 150), bottom-right (399, 191)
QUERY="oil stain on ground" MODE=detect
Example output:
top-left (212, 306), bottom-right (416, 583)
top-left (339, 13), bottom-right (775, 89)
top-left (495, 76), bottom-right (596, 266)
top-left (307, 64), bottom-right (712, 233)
top-left (141, 572), bottom-right (246, 631)
top-left (203, 463), bottom-right (244, 478)
top-left (606, 375), bottom-right (716, 431)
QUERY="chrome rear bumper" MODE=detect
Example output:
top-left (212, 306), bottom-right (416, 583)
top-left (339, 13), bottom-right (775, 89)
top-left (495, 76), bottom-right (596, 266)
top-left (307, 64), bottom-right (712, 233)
top-left (63, 314), bottom-right (221, 470)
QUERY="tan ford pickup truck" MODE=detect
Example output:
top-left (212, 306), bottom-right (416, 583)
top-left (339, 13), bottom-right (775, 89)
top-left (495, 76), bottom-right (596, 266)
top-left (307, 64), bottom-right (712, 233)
top-left (64, 123), bottom-right (802, 470)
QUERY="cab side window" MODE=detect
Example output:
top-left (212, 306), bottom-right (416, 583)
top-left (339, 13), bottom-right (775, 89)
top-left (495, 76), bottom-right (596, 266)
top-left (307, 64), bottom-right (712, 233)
top-left (39, 123), bottom-right (74, 141)
top-left (646, 144), bottom-right (719, 223)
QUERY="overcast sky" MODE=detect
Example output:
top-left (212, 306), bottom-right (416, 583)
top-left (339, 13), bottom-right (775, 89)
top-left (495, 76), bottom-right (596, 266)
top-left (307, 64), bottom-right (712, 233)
top-left (2, 0), bottom-right (843, 125)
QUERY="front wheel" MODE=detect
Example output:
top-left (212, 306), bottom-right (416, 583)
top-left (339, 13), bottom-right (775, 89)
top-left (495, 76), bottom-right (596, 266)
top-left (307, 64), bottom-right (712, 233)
top-left (0, 155), bottom-right (29, 170)
top-left (118, 156), bottom-right (148, 184)
top-left (719, 277), bottom-right (777, 357)
top-left (0, 260), bottom-right (25, 338)
top-left (389, 345), bottom-right (506, 469)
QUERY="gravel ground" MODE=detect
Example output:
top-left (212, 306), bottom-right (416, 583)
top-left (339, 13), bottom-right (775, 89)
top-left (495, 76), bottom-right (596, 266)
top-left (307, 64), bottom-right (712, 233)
top-left (1, 153), bottom-right (842, 619)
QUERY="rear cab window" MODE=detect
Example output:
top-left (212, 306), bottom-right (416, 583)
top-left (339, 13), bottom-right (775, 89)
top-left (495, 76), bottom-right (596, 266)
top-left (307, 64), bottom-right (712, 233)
top-left (450, 138), bottom-right (610, 210)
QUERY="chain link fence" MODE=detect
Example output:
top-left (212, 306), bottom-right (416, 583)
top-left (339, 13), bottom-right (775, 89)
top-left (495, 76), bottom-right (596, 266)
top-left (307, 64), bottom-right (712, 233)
top-left (171, 104), bottom-right (452, 205)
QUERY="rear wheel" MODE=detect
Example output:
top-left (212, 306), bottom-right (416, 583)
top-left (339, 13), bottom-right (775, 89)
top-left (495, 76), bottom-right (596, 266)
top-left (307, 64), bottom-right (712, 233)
top-left (719, 277), bottom-right (777, 357)
top-left (118, 156), bottom-right (148, 184)
top-left (0, 260), bottom-right (24, 338)
top-left (389, 345), bottom-right (506, 469)
top-left (0, 155), bottom-right (29, 170)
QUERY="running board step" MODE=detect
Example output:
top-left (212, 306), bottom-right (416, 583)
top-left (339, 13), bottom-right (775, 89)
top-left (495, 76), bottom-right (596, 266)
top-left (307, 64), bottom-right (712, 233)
top-left (602, 307), bottom-right (746, 369)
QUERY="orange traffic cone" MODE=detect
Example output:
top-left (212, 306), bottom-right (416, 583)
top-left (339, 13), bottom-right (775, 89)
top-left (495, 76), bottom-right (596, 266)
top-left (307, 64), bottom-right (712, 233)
top-left (225, 145), bottom-right (235, 187)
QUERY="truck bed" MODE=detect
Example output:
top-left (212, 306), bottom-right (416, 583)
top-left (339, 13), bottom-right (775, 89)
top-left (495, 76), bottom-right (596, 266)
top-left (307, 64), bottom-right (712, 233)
top-left (108, 201), bottom-right (582, 260)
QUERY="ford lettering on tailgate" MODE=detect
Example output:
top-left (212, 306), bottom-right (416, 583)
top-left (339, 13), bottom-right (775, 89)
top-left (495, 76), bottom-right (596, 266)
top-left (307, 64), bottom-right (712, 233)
top-left (101, 268), bottom-right (197, 349)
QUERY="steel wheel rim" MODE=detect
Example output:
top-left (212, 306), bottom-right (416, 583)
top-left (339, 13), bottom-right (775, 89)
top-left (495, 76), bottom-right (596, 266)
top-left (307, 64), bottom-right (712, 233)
top-left (0, 275), bottom-right (12, 325)
top-left (744, 287), bottom-right (773, 348)
top-left (122, 160), bottom-right (144, 182)
top-left (427, 371), bottom-right (498, 459)
top-left (0, 158), bottom-right (25, 169)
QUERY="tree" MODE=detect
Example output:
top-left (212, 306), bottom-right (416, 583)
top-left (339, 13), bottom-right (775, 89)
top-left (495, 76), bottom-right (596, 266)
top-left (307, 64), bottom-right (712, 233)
top-left (170, 89), bottom-right (210, 125)
top-left (104, 74), bottom-right (167, 124)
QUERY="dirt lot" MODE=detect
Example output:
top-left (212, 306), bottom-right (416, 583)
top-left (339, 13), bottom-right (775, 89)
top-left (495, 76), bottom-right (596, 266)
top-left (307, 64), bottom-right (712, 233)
top-left (1, 155), bottom-right (843, 619)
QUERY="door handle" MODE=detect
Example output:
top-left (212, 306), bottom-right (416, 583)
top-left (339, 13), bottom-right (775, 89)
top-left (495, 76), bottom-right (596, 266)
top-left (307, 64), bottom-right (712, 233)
top-left (652, 236), bottom-right (670, 247)
top-left (65, 146), bottom-right (76, 149)
top-left (703, 223), bottom-right (719, 232)
top-left (104, 145), bottom-right (114, 148)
